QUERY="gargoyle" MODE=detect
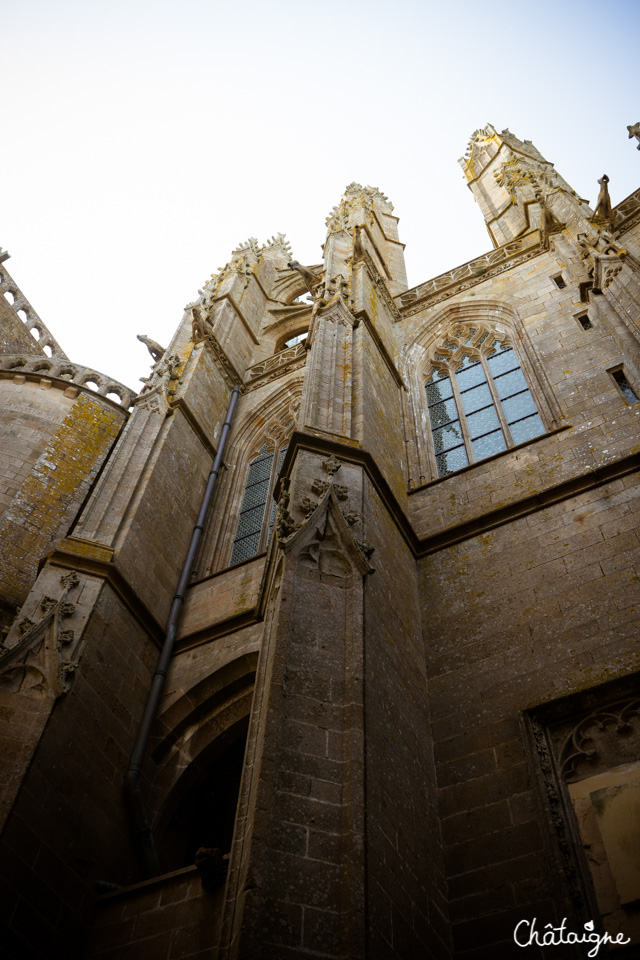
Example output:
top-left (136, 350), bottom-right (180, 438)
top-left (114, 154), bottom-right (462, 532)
top-left (288, 261), bottom-right (322, 295)
top-left (137, 334), bottom-right (166, 363)
top-left (594, 175), bottom-right (613, 221)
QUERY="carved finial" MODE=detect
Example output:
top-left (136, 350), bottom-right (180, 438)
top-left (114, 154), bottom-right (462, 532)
top-left (0, 248), bottom-right (10, 264)
top-left (628, 122), bottom-right (640, 150)
top-left (137, 334), bottom-right (166, 363)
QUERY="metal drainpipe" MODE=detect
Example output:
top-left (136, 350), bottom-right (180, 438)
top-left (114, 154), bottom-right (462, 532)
top-left (124, 384), bottom-right (240, 878)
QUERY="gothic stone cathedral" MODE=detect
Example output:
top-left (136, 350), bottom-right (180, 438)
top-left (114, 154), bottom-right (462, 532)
top-left (1, 126), bottom-right (640, 960)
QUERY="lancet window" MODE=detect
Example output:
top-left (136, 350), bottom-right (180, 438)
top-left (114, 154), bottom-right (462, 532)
top-left (425, 326), bottom-right (544, 478)
top-left (230, 442), bottom-right (287, 564)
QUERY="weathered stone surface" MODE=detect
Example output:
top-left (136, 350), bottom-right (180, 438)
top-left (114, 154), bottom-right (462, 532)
top-left (1, 127), bottom-right (639, 960)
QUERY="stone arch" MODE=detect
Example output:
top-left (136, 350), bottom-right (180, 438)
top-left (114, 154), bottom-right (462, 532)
top-left (149, 648), bottom-right (258, 873)
top-left (403, 300), bottom-right (562, 485)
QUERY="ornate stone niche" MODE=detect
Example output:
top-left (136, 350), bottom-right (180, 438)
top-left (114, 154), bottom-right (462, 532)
top-left (526, 677), bottom-right (640, 948)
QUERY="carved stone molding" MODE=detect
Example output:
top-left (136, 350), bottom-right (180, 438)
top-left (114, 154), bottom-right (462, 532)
top-left (0, 355), bottom-right (135, 408)
top-left (398, 232), bottom-right (544, 317)
top-left (244, 341), bottom-right (306, 392)
top-left (558, 699), bottom-right (640, 782)
top-left (0, 571), bottom-right (83, 698)
top-left (525, 679), bottom-right (640, 928)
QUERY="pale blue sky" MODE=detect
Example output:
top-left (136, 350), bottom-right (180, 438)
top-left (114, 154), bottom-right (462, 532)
top-left (4, 0), bottom-right (639, 389)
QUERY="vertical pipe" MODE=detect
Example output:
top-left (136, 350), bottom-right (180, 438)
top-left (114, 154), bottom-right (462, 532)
top-left (123, 384), bottom-right (240, 877)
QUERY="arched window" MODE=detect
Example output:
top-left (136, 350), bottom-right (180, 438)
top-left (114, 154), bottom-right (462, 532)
top-left (230, 442), bottom-right (287, 564)
top-left (426, 329), bottom-right (544, 478)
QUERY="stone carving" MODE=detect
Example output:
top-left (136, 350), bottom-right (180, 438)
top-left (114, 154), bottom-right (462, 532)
top-left (628, 122), bottom-right (640, 150)
top-left (274, 478), bottom-right (300, 540)
top-left (325, 183), bottom-right (393, 238)
top-left (342, 510), bottom-right (362, 526)
top-left (333, 484), bottom-right (348, 502)
top-left (187, 307), bottom-right (242, 388)
top-left (311, 478), bottom-right (330, 497)
top-left (318, 274), bottom-right (355, 313)
top-left (298, 497), bottom-right (318, 518)
top-left (137, 334), bottom-right (166, 363)
top-left (288, 261), bottom-right (323, 297)
top-left (139, 353), bottom-right (182, 396)
top-left (426, 323), bottom-right (511, 379)
top-left (593, 174), bottom-right (613, 222)
top-left (529, 716), bottom-right (589, 915)
top-left (558, 699), bottom-right (640, 782)
top-left (244, 341), bottom-right (307, 391)
top-left (355, 538), bottom-right (374, 559)
top-left (321, 455), bottom-right (341, 475)
top-left (0, 571), bottom-right (83, 698)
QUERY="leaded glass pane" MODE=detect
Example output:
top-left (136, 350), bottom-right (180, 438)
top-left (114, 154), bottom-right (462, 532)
top-left (457, 362), bottom-right (486, 392)
top-left (509, 414), bottom-right (544, 445)
top-left (487, 347), bottom-right (518, 377)
top-left (240, 478), bottom-right (270, 510)
top-left (494, 368), bottom-right (527, 400)
top-left (428, 397), bottom-right (458, 427)
top-left (460, 383), bottom-right (492, 415)
top-left (466, 406), bottom-right (500, 440)
top-left (235, 503), bottom-right (266, 538)
top-left (426, 377), bottom-right (453, 405)
top-left (472, 430), bottom-right (507, 459)
top-left (436, 445), bottom-right (468, 477)
top-left (433, 421), bottom-right (464, 454)
top-left (247, 455), bottom-right (273, 483)
top-left (230, 533), bottom-right (261, 565)
top-left (502, 390), bottom-right (537, 424)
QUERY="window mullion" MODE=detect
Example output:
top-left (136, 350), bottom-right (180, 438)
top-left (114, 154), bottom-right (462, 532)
top-left (449, 369), bottom-right (476, 463)
top-left (481, 354), bottom-right (512, 445)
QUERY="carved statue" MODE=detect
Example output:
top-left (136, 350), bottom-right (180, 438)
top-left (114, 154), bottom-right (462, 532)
top-left (628, 122), bottom-right (640, 150)
top-left (137, 334), bottom-right (166, 363)
top-left (594, 174), bottom-right (612, 221)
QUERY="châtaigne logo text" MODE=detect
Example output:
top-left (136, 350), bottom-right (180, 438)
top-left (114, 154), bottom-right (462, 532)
top-left (514, 918), bottom-right (630, 957)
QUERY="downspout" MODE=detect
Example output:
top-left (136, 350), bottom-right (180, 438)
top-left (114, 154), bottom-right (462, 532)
top-left (124, 384), bottom-right (240, 877)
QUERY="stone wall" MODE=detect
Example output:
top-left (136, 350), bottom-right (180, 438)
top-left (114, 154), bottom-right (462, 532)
top-left (420, 473), bottom-right (640, 957)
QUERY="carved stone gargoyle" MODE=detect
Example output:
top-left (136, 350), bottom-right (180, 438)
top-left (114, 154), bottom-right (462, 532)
top-left (137, 334), bottom-right (166, 363)
top-left (628, 122), bottom-right (640, 151)
top-left (593, 174), bottom-right (614, 223)
top-left (288, 261), bottom-right (322, 297)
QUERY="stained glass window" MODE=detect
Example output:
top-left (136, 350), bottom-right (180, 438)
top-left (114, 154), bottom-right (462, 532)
top-left (230, 443), bottom-right (288, 564)
top-left (426, 342), bottom-right (544, 478)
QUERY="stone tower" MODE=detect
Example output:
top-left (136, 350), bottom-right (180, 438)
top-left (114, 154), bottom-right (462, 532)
top-left (1, 126), bottom-right (640, 959)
